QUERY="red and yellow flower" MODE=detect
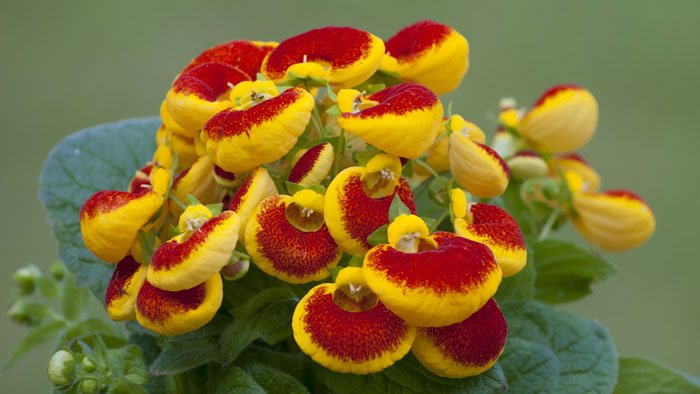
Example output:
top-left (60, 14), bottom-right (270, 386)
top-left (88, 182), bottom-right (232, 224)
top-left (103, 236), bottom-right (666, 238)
top-left (288, 142), bottom-right (334, 186)
top-left (552, 153), bottom-right (601, 193)
top-left (181, 39), bottom-right (277, 80)
top-left (169, 155), bottom-right (225, 216)
top-left (227, 167), bottom-right (278, 240)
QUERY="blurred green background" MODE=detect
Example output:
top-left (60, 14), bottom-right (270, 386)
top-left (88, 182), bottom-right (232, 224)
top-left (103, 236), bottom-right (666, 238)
top-left (2, 0), bottom-right (698, 391)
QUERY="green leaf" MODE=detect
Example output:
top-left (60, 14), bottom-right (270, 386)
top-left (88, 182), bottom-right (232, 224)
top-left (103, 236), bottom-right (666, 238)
top-left (206, 203), bottom-right (224, 216)
top-left (500, 301), bottom-right (618, 394)
top-left (495, 247), bottom-right (536, 302)
top-left (326, 104), bottom-right (341, 117)
top-left (5, 320), bottom-right (66, 367)
top-left (498, 337), bottom-right (558, 393)
top-left (187, 194), bottom-right (202, 206)
top-left (388, 193), bottom-right (411, 221)
top-left (39, 117), bottom-right (160, 299)
top-left (366, 224), bottom-right (389, 246)
top-left (325, 84), bottom-right (338, 102)
top-left (244, 363), bottom-right (309, 394)
top-left (62, 272), bottom-right (90, 321)
top-left (315, 354), bottom-right (507, 394)
top-left (207, 366), bottom-right (265, 394)
top-left (493, 181), bottom-right (537, 237)
top-left (530, 238), bottom-right (616, 304)
top-left (286, 181), bottom-right (306, 195)
top-left (219, 287), bottom-right (297, 364)
top-left (149, 338), bottom-right (218, 376)
top-left (346, 254), bottom-right (364, 268)
top-left (236, 345), bottom-right (306, 381)
top-left (412, 176), bottom-right (444, 218)
top-left (614, 357), bottom-right (700, 394)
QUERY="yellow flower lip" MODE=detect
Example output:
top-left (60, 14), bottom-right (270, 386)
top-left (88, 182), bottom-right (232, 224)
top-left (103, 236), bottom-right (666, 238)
top-left (386, 214), bottom-right (434, 253)
top-left (135, 274), bottom-right (223, 337)
top-left (148, 209), bottom-right (240, 291)
top-left (165, 62), bottom-right (251, 133)
top-left (169, 156), bottom-right (225, 217)
top-left (292, 273), bottom-right (416, 374)
top-left (261, 26), bottom-right (385, 88)
top-left (287, 142), bottom-right (334, 187)
top-left (552, 153), bottom-right (601, 193)
top-left (412, 298), bottom-right (507, 378)
top-left (227, 167), bottom-right (278, 241)
top-left (105, 256), bottom-right (147, 322)
top-left (363, 154), bottom-right (402, 198)
top-left (229, 80), bottom-right (279, 110)
top-left (80, 188), bottom-right (164, 264)
top-left (324, 165), bottom-right (416, 255)
top-left (449, 115), bottom-right (485, 143)
top-left (572, 189), bottom-right (655, 251)
top-left (518, 84), bottom-right (599, 153)
top-left (337, 83), bottom-right (443, 159)
top-left (362, 231), bottom-right (502, 327)
top-left (385, 20), bottom-right (469, 95)
top-left (245, 195), bottom-right (341, 284)
top-left (449, 122), bottom-right (511, 198)
top-left (202, 87), bottom-right (315, 173)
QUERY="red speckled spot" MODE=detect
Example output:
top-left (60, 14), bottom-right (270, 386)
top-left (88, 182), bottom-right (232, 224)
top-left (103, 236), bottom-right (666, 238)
top-left (477, 142), bottom-right (511, 178)
top-left (603, 189), bottom-right (646, 204)
top-left (81, 190), bottom-right (144, 218)
top-left (347, 83), bottom-right (439, 119)
top-left (423, 298), bottom-right (507, 365)
top-left (172, 62), bottom-right (250, 102)
top-left (105, 256), bottom-right (141, 307)
top-left (182, 40), bottom-right (275, 80)
top-left (288, 143), bottom-right (329, 183)
top-left (366, 233), bottom-right (497, 294)
top-left (533, 84), bottom-right (581, 107)
top-left (254, 196), bottom-right (338, 278)
top-left (228, 174), bottom-right (253, 212)
top-left (386, 20), bottom-right (452, 62)
top-left (204, 88), bottom-right (303, 141)
top-left (470, 204), bottom-right (525, 250)
top-left (264, 27), bottom-right (374, 79)
top-left (213, 165), bottom-right (236, 181)
top-left (339, 174), bottom-right (416, 250)
top-left (151, 212), bottom-right (234, 271)
top-left (136, 279), bottom-right (206, 323)
top-left (303, 286), bottom-right (409, 362)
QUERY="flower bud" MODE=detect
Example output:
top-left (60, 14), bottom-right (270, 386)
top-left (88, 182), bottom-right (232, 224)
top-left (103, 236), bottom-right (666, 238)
top-left (221, 259), bottom-right (250, 281)
top-left (8, 300), bottom-right (32, 324)
top-left (80, 355), bottom-right (97, 372)
top-left (507, 151), bottom-right (548, 180)
top-left (50, 261), bottom-right (65, 281)
top-left (13, 265), bottom-right (40, 295)
top-left (47, 349), bottom-right (76, 387)
top-left (78, 377), bottom-right (99, 394)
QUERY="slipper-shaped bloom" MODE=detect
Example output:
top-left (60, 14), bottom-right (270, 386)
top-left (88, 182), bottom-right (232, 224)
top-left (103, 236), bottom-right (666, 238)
top-left (202, 87), bottom-right (314, 173)
top-left (157, 127), bottom-right (199, 169)
top-left (228, 167), bottom-right (278, 240)
top-left (169, 155), bottom-right (225, 216)
top-left (261, 26), bottom-right (384, 88)
top-left (572, 190), bottom-right (655, 251)
top-left (288, 142), bottom-right (334, 186)
top-left (165, 62), bottom-right (250, 132)
top-left (451, 189), bottom-right (527, 277)
top-left (160, 100), bottom-right (193, 138)
top-left (518, 85), bottom-right (599, 153)
top-left (181, 40), bottom-right (277, 80)
top-left (412, 298), bottom-right (507, 378)
top-left (384, 20), bottom-right (469, 95)
top-left (336, 83), bottom-right (443, 159)
top-left (448, 116), bottom-right (510, 198)
top-left (80, 168), bottom-right (169, 263)
top-left (551, 153), bottom-right (601, 193)
top-left (135, 274), bottom-right (223, 337)
top-left (212, 164), bottom-right (238, 188)
top-left (325, 154), bottom-right (416, 255)
top-left (363, 215), bottom-right (502, 327)
top-left (292, 267), bottom-right (416, 374)
top-left (105, 256), bottom-right (147, 321)
top-left (245, 191), bottom-right (341, 283)
top-left (506, 151), bottom-right (548, 181)
top-left (148, 205), bottom-right (240, 291)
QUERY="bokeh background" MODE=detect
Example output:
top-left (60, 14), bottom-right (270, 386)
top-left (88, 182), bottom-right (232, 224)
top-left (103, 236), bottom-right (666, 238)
top-left (2, 0), bottom-right (698, 391)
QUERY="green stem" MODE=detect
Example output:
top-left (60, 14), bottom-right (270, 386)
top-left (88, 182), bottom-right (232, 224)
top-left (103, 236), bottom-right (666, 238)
top-left (414, 159), bottom-right (440, 179)
top-left (311, 104), bottom-right (324, 138)
top-left (169, 193), bottom-right (187, 210)
top-left (332, 128), bottom-right (345, 177)
top-left (538, 207), bottom-right (560, 241)
top-left (431, 209), bottom-right (450, 232)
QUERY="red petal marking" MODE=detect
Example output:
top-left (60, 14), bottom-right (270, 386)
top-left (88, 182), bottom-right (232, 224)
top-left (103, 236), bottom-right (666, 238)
top-left (213, 165), bottom-right (236, 181)
top-left (423, 299), bottom-right (507, 365)
top-left (228, 173), bottom-right (254, 212)
top-left (151, 212), bottom-right (235, 271)
top-left (339, 174), bottom-right (416, 250)
top-left (470, 204), bottom-right (526, 249)
top-left (512, 150), bottom-right (541, 158)
top-left (81, 190), bottom-right (147, 218)
top-left (172, 165), bottom-right (192, 190)
top-left (182, 40), bottom-right (275, 80)
top-left (303, 286), bottom-right (409, 362)
top-left (171, 62), bottom-right (250, 101)
top-left (136, 279), bottom-right (206, 323)
top-left (558, 152), bottom-right (589, 165)
top-left (532, 84), bottom-right (581, 107)
top-left (254, 196), bottom-right (338, 278)
top-left (348, 83), bottom-right (439, 119)
top-left (128, 164), bottom-right (156, 194)
top-left (288, 143), bottom-right (329, 183)
top-left (366, 232), bottom-right (497, 294)
top-left (105, 256), bottom-right (141, 307)
top-left (603, 189), bottom-right (646, 204)
top-left (204, 88), bottom-right (303, 140)
top-left (385, 20), bottom-right (452, 61)
top-left (263, 27), bottom-right (375, 79)
top-left (477, 142), bottom-right (511, 178)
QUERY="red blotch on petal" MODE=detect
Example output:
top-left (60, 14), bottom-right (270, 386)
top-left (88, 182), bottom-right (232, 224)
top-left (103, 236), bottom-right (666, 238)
top-left (470, 204), bottom-right (525, 250)
top-left (182, 40), bottom-right (274, 80)
top-left (136, 280), bottom-right (205, 324)
top-left (105, 256), bottom-right (141, 308)
top-left (603, 189), bottom-right (647, 204)
top-left (532, 84), bottom-right (581, 107)
top-left (478, 142), bottom-right (511, 178)
top-left (172, 62), bottom-right (250, 102)
top-left (353, 83), bottom-right (439, 119)
top-left (81, 190), bottom-right (146, 218)
top-left (288, 143), bottom-right (329, 183)
top-left (385, 20), bottom-right (452, 61)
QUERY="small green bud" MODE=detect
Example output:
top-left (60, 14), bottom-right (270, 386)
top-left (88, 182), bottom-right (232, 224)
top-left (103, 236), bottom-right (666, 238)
top-left (48, 349), bottom-right (76, 386)
top-left (507, 151), bottom-right (549, 181)
top-left (78, 377), bottom-right (99, 394)
top-left (8, 299), bottom-right (37, 325)
top-left (221, 259), bottom-right (250, 281)
top-left (80, 355), bottom-right (97, 372)
top-left (13, 266), bottom-right (40, 295)
top-left (50, 261), bottom-right (65, 281)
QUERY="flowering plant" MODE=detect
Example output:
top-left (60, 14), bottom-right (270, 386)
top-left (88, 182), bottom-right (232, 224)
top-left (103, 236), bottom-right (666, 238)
top-left (7, 20), bottom-right (698, 394)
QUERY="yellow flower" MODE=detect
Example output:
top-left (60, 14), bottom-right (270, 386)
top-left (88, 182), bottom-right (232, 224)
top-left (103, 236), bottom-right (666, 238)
top-left (169, 156), bottom-right (225, 217)
top-left (551, 153), bottom-right (601, 193)
top-left (288, 142), bottom-right (335, 186)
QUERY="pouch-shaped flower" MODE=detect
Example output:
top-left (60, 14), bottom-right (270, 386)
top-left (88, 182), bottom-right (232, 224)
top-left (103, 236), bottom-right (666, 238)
top-left (288, 142), bottom-right (334, 186)
top-left (228, 167), bottom-right (278, 240)
top-left (181, 40), bottom-right (277, 79)
top-left (105, 256), bottom-right (147, 321)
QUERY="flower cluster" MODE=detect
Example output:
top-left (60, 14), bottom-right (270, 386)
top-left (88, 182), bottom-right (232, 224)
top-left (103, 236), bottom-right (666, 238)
top-left (78, 20), bottom-right (655, 378)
